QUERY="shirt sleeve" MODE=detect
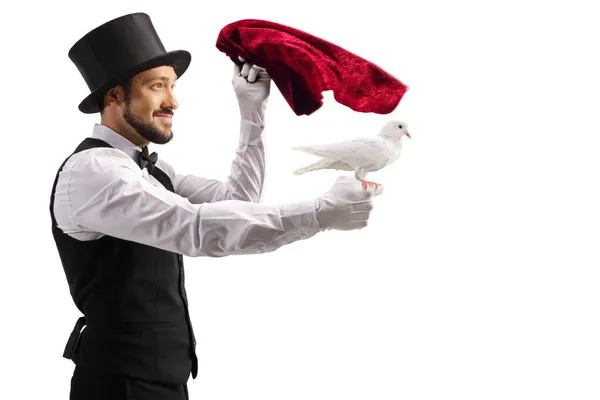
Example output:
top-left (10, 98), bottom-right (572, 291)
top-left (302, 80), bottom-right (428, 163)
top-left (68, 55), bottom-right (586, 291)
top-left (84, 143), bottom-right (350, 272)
top-left (54, 147), bottom-right (320, 258)
top-left (158, 119), bottom-right (267, 204)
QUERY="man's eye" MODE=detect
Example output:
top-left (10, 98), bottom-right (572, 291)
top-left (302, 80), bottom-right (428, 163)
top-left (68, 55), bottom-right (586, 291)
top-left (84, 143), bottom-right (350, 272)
top-left (152, 83), bottom-right (163, 89)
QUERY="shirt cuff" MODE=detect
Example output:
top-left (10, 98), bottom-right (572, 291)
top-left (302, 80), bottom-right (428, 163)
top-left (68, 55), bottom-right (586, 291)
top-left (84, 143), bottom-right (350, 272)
top-left (239, 118), bottom-right (265, 145)
top-left (279, 199), bottom-right (320, 239)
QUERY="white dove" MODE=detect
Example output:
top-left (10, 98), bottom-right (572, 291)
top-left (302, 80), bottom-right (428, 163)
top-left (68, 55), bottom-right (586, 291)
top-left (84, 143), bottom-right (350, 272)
top-left (292, 120), bottom-right (411, 189)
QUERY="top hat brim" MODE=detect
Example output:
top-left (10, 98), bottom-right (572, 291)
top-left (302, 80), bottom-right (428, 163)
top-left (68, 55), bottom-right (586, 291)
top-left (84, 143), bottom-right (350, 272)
top-left (78, 49), bottom-right (191, 114)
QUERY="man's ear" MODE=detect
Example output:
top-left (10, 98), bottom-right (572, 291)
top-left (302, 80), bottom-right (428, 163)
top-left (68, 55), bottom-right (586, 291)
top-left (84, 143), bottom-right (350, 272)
top-left (106, 85), bottom-right (125, 107)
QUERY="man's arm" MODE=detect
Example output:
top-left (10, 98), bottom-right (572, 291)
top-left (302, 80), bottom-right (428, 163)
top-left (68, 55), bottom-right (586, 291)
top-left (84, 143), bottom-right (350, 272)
top-left (160, 56), bottom-right (272, 205)
top-left (159, 118), bottom-right (266, 204)
top-left (53, 148), bottom-right (318, 258)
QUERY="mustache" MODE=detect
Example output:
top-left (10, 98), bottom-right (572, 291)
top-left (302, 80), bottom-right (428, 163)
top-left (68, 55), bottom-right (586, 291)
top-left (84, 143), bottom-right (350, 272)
top-left (154, 109), bottom-right (174, 116)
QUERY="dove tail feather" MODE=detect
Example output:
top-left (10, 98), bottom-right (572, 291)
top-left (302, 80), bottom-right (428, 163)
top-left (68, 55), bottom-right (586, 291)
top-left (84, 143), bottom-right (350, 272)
top-left (293, 159), bottom-right (330, 175)
top-left (293, 158), bottom-right (351, 175)
top-left (292, 145), bottom-right (329, 158)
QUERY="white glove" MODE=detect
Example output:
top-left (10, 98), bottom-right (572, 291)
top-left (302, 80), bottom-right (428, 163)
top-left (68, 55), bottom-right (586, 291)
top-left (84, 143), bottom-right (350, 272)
top-left (315, 175), bottom-right (383, 231)
top-left (232, 56), bottom-right (271, 125)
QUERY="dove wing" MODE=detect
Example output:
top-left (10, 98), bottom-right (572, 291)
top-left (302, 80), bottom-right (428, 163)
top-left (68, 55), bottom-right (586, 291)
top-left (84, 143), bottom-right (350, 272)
top-left (293, 138), bottom-right (387, 167)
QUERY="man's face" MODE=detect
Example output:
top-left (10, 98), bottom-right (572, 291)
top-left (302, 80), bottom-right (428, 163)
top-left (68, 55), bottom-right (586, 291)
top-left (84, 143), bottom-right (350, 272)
top-left (122, 65), bottom-right (179, 145)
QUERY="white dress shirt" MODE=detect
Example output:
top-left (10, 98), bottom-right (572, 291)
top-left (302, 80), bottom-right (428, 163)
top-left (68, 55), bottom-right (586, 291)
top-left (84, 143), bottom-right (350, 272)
top-left (52, 121), bottom-right (320, 257)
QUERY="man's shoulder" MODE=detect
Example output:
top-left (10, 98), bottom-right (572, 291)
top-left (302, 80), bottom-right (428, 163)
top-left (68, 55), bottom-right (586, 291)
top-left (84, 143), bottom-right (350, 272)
top-left (59, 143), bottom-right (139, 177)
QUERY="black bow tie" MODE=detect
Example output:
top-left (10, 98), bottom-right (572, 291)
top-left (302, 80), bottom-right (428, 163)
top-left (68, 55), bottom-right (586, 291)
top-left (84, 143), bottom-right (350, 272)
top-left (139, 146), bottom-right (158, 174)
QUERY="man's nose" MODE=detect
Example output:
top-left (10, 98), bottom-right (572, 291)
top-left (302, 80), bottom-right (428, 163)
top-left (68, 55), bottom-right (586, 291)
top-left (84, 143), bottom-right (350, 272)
top-left (164, 90), bottom-right (178, 110)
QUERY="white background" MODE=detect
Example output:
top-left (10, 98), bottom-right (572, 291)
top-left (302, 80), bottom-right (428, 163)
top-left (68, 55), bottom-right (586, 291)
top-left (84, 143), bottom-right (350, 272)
top-left (2, 0), bottom-right (599, 399)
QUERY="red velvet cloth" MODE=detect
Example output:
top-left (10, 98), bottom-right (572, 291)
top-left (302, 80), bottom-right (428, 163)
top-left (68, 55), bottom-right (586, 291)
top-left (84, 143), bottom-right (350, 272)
top-left (216, 19), bottom-right (409, 116)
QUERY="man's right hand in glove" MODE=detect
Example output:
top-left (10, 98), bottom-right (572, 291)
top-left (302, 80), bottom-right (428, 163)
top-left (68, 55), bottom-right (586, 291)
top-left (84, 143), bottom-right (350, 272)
top-left (232, 56), bottom-right (271, 126)
top-left (315, 175), bottom-right (383, 231)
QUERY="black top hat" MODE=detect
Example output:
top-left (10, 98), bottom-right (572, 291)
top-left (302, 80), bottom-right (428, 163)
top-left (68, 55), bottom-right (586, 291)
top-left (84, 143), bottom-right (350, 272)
top-left (68, 12), bottom-right (192, 114)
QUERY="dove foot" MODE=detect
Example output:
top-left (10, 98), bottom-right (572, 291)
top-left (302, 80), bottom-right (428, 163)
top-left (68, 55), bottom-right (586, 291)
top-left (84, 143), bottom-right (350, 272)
top-left (360, 180), bottom-right (381, 190)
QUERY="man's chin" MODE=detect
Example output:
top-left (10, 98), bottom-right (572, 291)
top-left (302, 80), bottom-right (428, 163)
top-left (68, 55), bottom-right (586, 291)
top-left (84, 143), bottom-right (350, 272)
top-left (162, 132), bottom-right (174, 144)
top-left (148, 131), bottom-right (173, 145)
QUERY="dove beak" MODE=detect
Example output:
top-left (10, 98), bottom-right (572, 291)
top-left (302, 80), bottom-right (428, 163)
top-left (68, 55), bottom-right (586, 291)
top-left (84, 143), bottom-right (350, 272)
top-left (406, 132), bottom-right (411, 139)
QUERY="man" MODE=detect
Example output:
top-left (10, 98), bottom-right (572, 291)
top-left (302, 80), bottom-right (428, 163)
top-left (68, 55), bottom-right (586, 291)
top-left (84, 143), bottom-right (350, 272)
top-left (51, 12), bottom-right (382, 400)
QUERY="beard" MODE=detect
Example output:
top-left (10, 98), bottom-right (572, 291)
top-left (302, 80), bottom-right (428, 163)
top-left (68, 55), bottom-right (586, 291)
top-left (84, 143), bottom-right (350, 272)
top-left (123, 102), bottom-right (173, 145)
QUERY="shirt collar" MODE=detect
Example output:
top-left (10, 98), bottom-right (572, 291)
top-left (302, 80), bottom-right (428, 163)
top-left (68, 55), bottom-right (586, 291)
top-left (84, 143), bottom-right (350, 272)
top-left (91, 124), bottom-right (146, 161)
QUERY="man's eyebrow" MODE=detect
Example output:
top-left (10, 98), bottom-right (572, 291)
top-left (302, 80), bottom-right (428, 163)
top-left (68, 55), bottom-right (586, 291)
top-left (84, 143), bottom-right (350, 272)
top-left (144, 76), bottom-right (176, 84)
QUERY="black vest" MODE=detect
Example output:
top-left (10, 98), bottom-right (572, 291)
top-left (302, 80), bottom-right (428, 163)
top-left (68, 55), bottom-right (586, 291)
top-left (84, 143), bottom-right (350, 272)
top-left (50, 137), bottom-right (198, 384)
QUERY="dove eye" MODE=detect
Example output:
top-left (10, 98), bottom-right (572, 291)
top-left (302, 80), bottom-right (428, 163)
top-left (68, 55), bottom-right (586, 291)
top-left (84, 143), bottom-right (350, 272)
top-left (398, 125), bottom-right (403, 129)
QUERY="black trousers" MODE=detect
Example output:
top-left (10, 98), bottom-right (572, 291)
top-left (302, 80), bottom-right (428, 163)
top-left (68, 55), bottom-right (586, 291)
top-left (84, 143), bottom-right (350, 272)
top-left (70, 366), bottom-right (189, 400)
